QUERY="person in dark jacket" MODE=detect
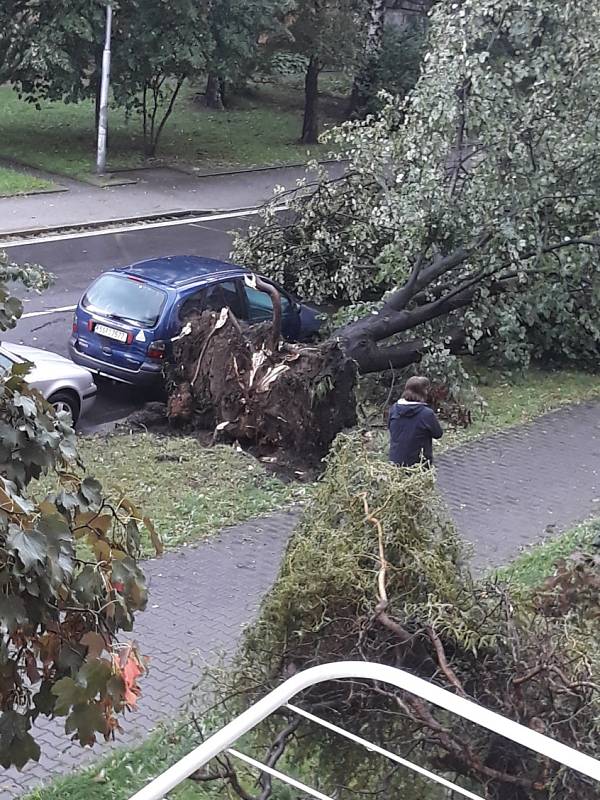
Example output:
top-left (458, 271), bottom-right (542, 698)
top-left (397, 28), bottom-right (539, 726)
top-left (388, 376), bottom-right (443, 467)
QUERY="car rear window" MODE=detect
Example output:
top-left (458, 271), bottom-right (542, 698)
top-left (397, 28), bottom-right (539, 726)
top-left (83, 274), bottom-right (166, 328)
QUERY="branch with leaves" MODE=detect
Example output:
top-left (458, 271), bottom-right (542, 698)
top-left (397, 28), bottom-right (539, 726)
top-left (196, 435), bottom-right (600, 800)
top-left (0, 250), bottom-right (158, 768)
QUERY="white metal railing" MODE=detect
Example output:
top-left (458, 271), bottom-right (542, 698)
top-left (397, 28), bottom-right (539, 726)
top-left (128, 660), bottom-right (600, 800)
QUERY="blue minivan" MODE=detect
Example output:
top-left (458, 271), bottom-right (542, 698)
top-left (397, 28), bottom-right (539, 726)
top-left (69, 255), bottom-right (320, 387)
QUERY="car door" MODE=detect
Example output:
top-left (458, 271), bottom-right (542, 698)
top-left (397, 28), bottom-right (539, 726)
top-left (241, 279), bottom-right (301, 340)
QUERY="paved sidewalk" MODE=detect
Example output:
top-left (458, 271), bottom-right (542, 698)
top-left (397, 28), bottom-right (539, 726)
top-left (436, 401), bottom-right (600, 568)
top-left (0, 162), bottom-right (346, 238)
top-left (2, 402), bottom-right (599, 796)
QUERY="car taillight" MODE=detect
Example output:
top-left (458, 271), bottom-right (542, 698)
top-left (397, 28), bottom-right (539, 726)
top-left (87, 319), bottom-right (94, 332)
top-left (147, 340), bottom-right (165, 360)
top-left (72, 314), bottom-right (78, 334)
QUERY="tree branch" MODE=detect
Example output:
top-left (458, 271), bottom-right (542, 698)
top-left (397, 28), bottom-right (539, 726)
top-left (257, 717), bottom-right (301, 800)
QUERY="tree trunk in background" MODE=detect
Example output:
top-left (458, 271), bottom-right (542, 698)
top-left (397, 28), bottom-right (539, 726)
top-left (204, 72), bottom-right (224, 110)
top-left (301, 56), bottom-right (321, 144)
top-left (347, 0), bottom-right (386, 118)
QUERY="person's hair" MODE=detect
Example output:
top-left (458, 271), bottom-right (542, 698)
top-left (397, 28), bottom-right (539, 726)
top-left (402, 375), bottom-right (430, 403)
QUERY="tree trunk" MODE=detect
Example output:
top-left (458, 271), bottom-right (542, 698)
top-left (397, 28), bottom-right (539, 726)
top-left (204, 72), bottom-right (224, 110)
top-left (143, 77), bottom-right (185, 159)
top-left (347, 0), bottom-right (386, 118)
top-left (300, 56), bottom-right (321, 145)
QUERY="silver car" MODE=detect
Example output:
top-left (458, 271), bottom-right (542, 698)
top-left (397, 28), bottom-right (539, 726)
top-left (0, 343), bottom-right (97, 424)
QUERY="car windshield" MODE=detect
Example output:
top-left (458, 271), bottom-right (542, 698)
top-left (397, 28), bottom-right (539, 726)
top-left (83, 274), bottom-right (166, 328)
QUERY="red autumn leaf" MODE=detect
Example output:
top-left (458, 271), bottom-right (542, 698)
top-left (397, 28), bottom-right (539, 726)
top-left (112, 644), bottom-right (146, 710)
top-left (122, 657), bottom-right (143, 708)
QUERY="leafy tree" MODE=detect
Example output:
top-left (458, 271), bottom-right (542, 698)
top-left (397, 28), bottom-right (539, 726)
top-left (202, 0), bottom-right (291, 109)
top-left (0, 0), bottom-right (211, 157)
top-left (234, 0), bottom-right (600, 378)
top-left (0, 250), bottom-right (153, 768)
top-left (0, 0), bottom-right (103, 114)
top-left (110, 0), bottom-right (210, 157)
top-left (347, 0), bottom-right (431, 117)
top-left (284, 0), bottom-right (366, 144)
top-left (366, 14), bottom-right (428, 111)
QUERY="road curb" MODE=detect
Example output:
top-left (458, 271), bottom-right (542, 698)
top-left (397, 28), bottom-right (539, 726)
top-left (0, 207), bottom-right (228, 243)
top-left (109, 156), bottom-right (347, 181)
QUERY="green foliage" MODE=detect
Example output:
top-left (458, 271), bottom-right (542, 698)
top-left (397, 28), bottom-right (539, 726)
top-left (0, 250), bottom-right (150, 768)
top-left (228, 434), bottom-right (467, 681)
top-left (0, 0), bottom-right (210, 157)
top-left (209, 433), bottom-right (600, 798)
top-left (0, 0), bottom-right (104, 106)
top-left (259, 50), bottom-right (308, 78)
top-left (110, 0), bottom-right (210, 156)
top-left (366, 18), bottom-right (428, 111)
top-left (234, 0), bottom-right (600, 378)
top-left (284, 0), bottom-right (365, 70)
top-left (204, 0), bottom-right (292, 97)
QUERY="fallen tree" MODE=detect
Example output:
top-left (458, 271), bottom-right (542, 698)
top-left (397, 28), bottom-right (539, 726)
top-left (151, 0), bottom-right (600, 460)
top-left (234, 0), bottom-right (600, 379)
top-left (196, 434), bottom-right (600, 800)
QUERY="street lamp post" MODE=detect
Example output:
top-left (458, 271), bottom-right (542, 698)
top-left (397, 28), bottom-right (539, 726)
top-left (96, 2), bottom-right (113, 175)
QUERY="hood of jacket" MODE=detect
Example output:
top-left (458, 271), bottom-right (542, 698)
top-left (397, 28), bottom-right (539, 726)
top-left (389, 399), bottom-right (427, 419)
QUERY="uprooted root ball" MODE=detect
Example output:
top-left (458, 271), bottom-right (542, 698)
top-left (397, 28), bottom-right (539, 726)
top-left (166, 309), bottom-right (357, 468)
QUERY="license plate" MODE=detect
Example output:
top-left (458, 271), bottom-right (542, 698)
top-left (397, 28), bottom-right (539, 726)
top-left (94, 323), bottom-right (129, 343)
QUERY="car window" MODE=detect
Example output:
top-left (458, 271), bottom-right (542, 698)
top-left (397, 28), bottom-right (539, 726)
top-left (83, 274), bottom-right (166, 328)
top-left (243, 283), bottom-right (291, 323)
top-left (0, 351), bottom-right (13, 375)
top-left (180, 280), bottom-right (244, 321)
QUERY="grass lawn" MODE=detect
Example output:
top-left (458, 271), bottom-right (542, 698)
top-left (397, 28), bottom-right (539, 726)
top-left (38, 434), bottom-right (302, 556)
top-left (0, 77), bottom-right (344, 184)
top-left (494, 517), bottom-right (600, 588)
top-left (23, 724), bottom-right (209, 800)
top-left (440, 364), bottom-right (600, 450)
top-left (0, 165), bottom-right (53, 196)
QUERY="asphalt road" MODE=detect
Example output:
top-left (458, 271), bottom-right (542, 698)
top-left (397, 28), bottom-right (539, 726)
top-left (3, 213), bottom-right (258, 431)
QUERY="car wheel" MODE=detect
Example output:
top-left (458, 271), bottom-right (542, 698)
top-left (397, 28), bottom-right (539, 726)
top-left (48, 391), bottom-right (80, 425)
